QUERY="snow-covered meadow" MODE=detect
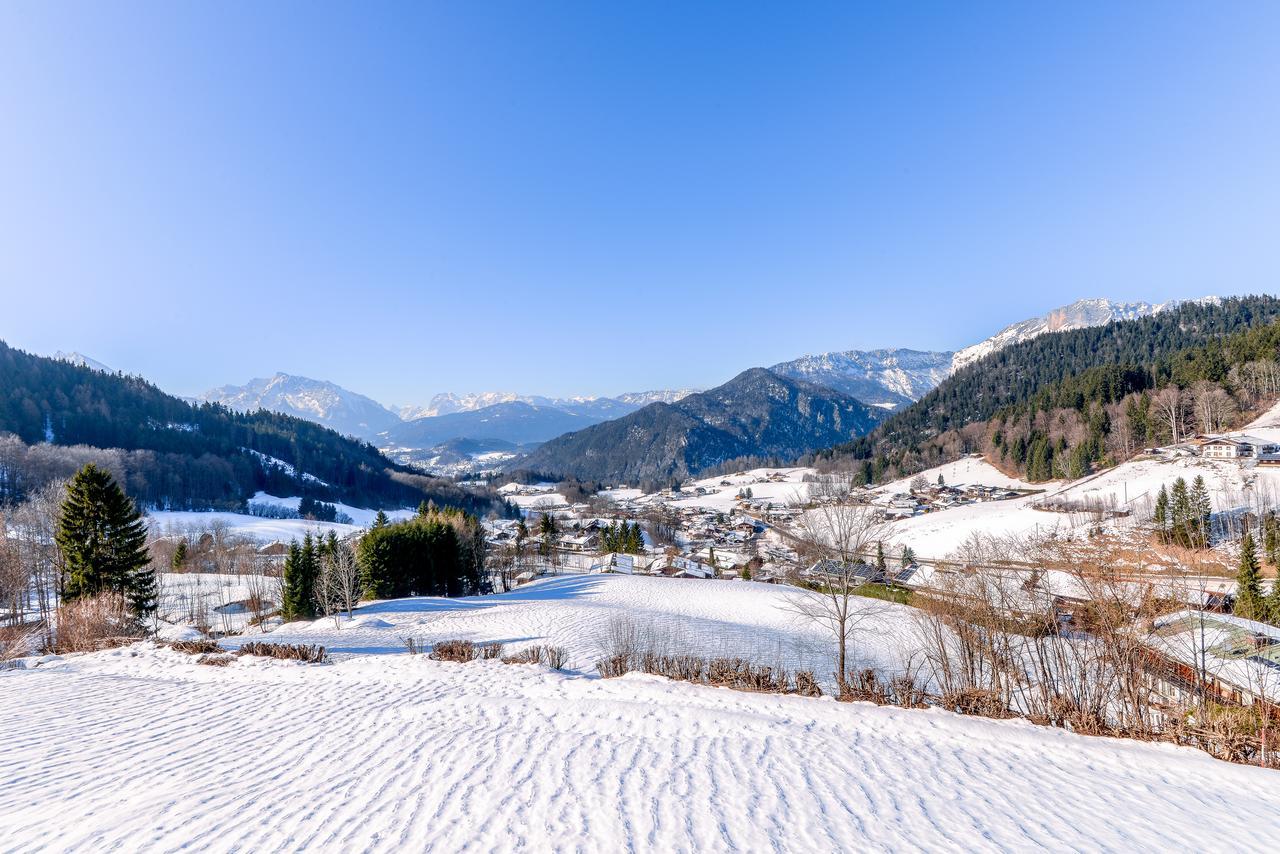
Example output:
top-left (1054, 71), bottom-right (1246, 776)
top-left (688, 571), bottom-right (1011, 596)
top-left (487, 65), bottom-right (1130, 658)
top-left (5, 575), bottom-right (1280, 852)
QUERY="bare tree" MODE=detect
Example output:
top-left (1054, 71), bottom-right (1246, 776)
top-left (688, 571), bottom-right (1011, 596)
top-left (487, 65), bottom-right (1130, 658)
top-left (1152, 386), bottom-right (1187, 444)
top-left (787, 502), bottom-right (894, 693)
top-left (1190, 380), bottom-right (1237, 435)
top-left (315, 540), bottom-right (363, 626)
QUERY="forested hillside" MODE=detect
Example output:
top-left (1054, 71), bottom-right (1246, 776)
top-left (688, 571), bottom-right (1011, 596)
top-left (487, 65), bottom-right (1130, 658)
top-left (515, 368), bottom-right (883, 486)
top-left (815, 295), bottom-right (1280, 482)
top-left (0, 341), bottom-right (511, 515)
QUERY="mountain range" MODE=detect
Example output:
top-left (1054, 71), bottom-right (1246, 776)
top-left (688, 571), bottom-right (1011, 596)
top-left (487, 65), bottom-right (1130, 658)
top-left (170, 295), bottom-right (1219, 477)
top-left (513, 368), bottom-right (884, 485)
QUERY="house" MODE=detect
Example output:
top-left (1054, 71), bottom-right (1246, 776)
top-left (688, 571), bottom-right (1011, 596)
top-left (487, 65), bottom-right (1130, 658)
top-left (1140, 611), bottom-right (1280, 722)
top-left (1198, 435), bottom-right (1280, 460)
top-left (805, 559), bottom-right (881, 584)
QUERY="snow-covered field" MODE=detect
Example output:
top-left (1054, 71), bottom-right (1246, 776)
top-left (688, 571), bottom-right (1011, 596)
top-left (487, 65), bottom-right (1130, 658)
top-left (5, 575), bottom-right (1280, 852)
top-left (147, 493), bottom-right (414, 542)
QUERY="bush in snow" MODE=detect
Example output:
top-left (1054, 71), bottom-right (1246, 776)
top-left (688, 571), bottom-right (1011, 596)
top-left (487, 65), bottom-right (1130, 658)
top-left (50, 593), bottom-right (142, 653)
top-left (168, 639), bottom-right (222, 656)
top-left (429, 639), bottom-right (477, 663)
top-left (237, 641), bottom-right (327, 663)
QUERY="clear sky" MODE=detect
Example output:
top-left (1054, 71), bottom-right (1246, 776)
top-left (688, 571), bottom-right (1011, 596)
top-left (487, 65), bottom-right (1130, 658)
top-left (1, 2), bottom-right (1278, 405)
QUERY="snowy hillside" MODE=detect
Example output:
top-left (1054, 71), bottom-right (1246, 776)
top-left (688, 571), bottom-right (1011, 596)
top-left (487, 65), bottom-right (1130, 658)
top-left (950, 297), bottom-right (1217, 373)
top-left (199, 373), bottom-right (401, 440)
top-left (771, 348), bottom-right (953, 409)
top-left (5, 575), bottom-right (1279, 851)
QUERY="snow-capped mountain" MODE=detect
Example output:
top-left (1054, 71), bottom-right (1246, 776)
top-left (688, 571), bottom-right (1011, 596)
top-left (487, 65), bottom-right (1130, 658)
top-left (949, 297), bottom-right (1217, 373)
top-left (199, 373), bottom-right (402, 441)
top-left (770, 349), bottom-right (952, 410)
top-left (399, 389), bottom-right (696, 420)
top-left (52, 351), bottom-right (113, 373)
top-left (615, 388), bottom-right (699, 407)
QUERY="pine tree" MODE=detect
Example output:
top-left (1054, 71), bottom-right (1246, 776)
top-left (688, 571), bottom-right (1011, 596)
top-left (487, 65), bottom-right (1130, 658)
top-left (1235, 531), bottom-right (1264, 621)
top-left (373, 510), bottom-right (389, 529)
top-left (1153, 485), bottom-right (1168, 538)
top-left (900, 545), bottom-right (916, 568)
top-left (1190, 475), bottom-right (1212, 548)
top-left (281, 535), bottom-right (319, 620)
top-left (56, 463), bottom-right (154, 619)
top-left (1266, 512), bottom-right (1279, 567)
top-left (1266, 573), bottom-right (1280, 627)
top-left (1170, 478), bottom-right (1191, 547)
top-left (171, 540), bottom-right (188, 571)
top-left (937, 473), bottom-right (945, 486)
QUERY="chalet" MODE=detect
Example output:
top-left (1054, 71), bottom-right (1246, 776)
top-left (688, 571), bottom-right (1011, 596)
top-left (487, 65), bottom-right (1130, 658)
top-left (805, 559), bottom-right (881, 585)
top-left (1198, 435), bottom-right (1280, 460)
top-left (1140, 611), bottom-right (1280, 723)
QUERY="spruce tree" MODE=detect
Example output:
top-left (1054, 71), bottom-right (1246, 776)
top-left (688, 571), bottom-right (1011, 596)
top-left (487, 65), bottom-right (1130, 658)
top-left (373, 510), bottom-right (390, 529)
top-left (875, 541), bottom-right (886, 574)
top-left (1190, 476), bottom-right (1212, 548)
top-left (56, 463), bottom-right (154, 619)
top-left (1266, 512), bottom-right (1279, 567)
top-left (281, 536), bottom-right (318, 620)
top-left (171, 540), bottom-right (188, 571)
top-left (1170, 478), bottom-right (1191, 547)
top-left (1235, 531), bottom-right (1264, 621)
top-left (1153, 485), bottom-right (1168, 539)
top-left (1266, 573), bottom-right (1280, 626)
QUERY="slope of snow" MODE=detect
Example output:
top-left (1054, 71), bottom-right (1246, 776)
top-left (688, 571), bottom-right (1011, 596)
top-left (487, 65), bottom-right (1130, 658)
top-left (876, 455), bottom-right (1040, 494)
top-left (771, 348), bottom-right (953, 408)
top-left (148, 497), bottom-right (413, 542)
top-left (4, 575), bottom-right (1279, 851)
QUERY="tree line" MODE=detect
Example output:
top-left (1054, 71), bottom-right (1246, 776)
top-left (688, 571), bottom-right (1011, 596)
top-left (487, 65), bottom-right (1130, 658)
top-left (814, 296), bottom-right (1280, 483)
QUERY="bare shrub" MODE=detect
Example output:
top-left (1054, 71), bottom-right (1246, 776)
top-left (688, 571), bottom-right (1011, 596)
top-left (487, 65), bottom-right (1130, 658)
top-left (429, 639), bottom-right (476, 663)
top-left (0, 624), bottom-right (41, 663)
top-left (51, 594), bottom-right (141, 653)
top-left (403, 637), bottom-right (425, 655)
top-left (938, 688), bottom-right (1012, 717)
top-left (479, 642), bottom-right (503, 660)
top-left (544, 645), bottom-right (567, 670)
top-left (236, 641), bottom-right (327, 663)
top-left (793, 670), bottom-right (822, 697)
top-left (169, 639), bottom-right (221, 655)
top-left (595, 653), bottom-right (632, 678)
top-left (197, 653), bottom-right (236, 667)
top-left (502, 647), bottom-right (543, 665)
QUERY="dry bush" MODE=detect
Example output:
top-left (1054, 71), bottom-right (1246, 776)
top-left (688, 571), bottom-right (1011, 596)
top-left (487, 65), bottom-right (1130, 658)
top-left (841, 668), bottom-right (891, 704)
top-left (197, 653), bottom-right (236, 667)
top-left (793, 670), bottom-right (822, 697)
top-left (403, 637), bottom-right (425, 655)
top-left (0, 624), bottom-right (41, 663)
top-left (479, 642), bottom-right (503, 660)
top-left (544, 646), bottom-right (567, 670)
top-left (940, 688), bottom-right (1013, 718)
top-left (51, 594), bottom-right (141, 653)
top-left (429, 639), bottom-right (477, 663)
top-left (169, 639), bottom-right (221, 655)
top-left (595, 652), bottom-right (632, 678)
top-left (501, 647), bottom-right (542, 665)
top-left (236, 641), bottom-right (327, 663)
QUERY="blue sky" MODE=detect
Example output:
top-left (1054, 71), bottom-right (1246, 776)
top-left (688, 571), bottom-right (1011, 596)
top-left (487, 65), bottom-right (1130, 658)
top-left (1, 3), bottom-right (1278, 405)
